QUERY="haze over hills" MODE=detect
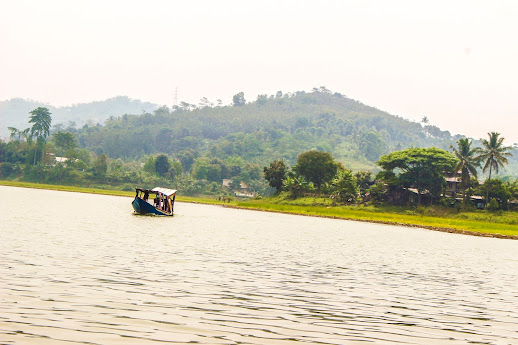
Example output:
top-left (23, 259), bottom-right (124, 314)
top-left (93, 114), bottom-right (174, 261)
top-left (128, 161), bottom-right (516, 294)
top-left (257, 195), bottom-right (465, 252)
top-left (0, 96), bottom-right (159, 139)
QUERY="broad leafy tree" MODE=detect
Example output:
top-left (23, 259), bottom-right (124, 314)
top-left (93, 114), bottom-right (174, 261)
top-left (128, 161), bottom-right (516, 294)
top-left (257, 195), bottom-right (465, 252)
top-left (143, 156), bottom-right (156, 174)
top-left (206, 164), bottom-right (222, 182)
top-left (506, 179), bottom-right (518, 202)
top-left (263, 159), bottom-right (287, 194)
top-left (93, 153), bottom-right (108, 181)
top-left (355, 171), bottom-right (374, 196)
top-left (232, 92), bottom-right (246, 106)
top-left (477, 179), bottom-right (512, 210)
top-left (359, 129), bottom-right (386, 161)
top-left (332, 169), bottom-right (358, 202)
top-left (478, 132), bottom-right (512, 202)
top-left (178, 150), bottom-right (196, 172)
top-left (377, 147), bottom-right (456, 204)
top-left (53, 131), bottom-right (77, 157)
top-left (294, 151), bottom-right (338, 192)
top-left (450, 138), bottom-right (480, 204)
top-left (155, 154), bottom-right (171, 177)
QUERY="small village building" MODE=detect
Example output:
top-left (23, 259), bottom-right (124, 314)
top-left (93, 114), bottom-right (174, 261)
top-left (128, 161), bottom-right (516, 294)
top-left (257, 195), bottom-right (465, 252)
top-left (221, 179), bottom-right (255, 197)
top-left (470, 195), bottom-right (486, 209)
top-left (445, 175), bottom-right (462, 197)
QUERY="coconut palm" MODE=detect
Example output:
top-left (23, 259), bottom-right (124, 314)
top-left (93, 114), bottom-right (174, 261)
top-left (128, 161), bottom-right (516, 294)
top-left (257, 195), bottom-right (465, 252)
top-left (478, 132), bottom-right (513, 203)
top-left (8, 127), bottom-right (20, 141)
top-left (450, 138), bottom-right (480, 204)
top-left (21, 128), bottom-right (32, 143)
top-left (29, 107), bottom-right (52, 164)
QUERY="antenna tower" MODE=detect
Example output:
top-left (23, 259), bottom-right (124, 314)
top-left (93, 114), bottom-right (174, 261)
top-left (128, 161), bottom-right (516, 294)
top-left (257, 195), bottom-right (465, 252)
top-left (173, 87), bottom-right (179, 107)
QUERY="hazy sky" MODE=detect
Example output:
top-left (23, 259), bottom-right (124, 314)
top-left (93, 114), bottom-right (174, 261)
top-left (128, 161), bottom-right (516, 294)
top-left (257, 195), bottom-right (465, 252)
top-left (1, 0), bottom-right (517, 143)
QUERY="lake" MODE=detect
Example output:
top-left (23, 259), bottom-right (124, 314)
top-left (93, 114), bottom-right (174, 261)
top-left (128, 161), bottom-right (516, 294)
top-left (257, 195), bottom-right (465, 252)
top-left (1, 185), bottom-right (517, 344)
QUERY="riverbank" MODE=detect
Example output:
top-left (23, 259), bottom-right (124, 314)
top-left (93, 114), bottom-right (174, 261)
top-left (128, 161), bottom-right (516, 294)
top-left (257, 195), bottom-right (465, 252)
top-left (1, 180), bottom-right (517, 239)
top-left (225, 202), bottom-right (518, 240)
top-left (0, 180), bottom-right (222, 205)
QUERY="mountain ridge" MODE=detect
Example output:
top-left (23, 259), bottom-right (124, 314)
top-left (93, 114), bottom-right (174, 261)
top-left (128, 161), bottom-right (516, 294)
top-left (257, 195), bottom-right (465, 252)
top-left (70, 90), bottom-right (462, 171)
top-left (0, 96), bottom-right (159, 138)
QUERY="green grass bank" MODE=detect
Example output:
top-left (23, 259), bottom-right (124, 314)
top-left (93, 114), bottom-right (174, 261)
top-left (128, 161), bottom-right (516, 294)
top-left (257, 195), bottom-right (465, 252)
top-left (1, 180), bottom-right (517, 239)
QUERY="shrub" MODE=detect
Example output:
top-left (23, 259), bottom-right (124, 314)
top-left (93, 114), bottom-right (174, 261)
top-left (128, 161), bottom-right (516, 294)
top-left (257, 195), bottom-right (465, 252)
top-left (487, 198), bottom-right (499, 212)
top-left (0, 163), bottom-right (22, 178)
top-left (367, 182), bottom-right (387, 202)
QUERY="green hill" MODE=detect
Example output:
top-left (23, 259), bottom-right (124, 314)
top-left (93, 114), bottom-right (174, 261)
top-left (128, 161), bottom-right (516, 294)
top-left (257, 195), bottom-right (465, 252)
top-left (74, 89), bottom-right (459, 171)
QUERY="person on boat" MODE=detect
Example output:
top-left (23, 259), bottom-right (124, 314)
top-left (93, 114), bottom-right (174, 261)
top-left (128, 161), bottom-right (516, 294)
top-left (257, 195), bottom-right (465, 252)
top-left (163, 197), bottom-right (169, 212)
top-left (168, 198), bottom-right (173, 213)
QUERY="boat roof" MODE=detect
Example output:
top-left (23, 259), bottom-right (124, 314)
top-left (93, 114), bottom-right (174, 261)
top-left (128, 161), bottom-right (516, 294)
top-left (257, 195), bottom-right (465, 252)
top-left (136, 187), bottom-right (177, 197)
top-left (151, 187), bottom-right (177, 197)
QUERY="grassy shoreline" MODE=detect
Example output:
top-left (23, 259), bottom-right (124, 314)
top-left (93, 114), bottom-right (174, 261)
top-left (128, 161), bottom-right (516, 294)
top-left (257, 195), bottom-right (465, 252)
top-left (1, 180), bottom-right (517, 239)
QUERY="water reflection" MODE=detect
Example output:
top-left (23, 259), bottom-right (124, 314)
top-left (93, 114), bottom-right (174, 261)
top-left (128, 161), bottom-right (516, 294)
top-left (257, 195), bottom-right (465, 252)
top-left (1, 185), bottom-right (517, 344)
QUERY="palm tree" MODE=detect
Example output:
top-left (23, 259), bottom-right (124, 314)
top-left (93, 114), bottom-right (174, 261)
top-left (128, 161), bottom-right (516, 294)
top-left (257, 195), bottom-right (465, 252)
top-left (21, 128), bottom-right (32, 143)
top-left (8, 127), bottom-right (19, 141)
top-left (450, 138), bottom-right (480, 204)
top-left (29, 107), bottom-right (52, 165)
top-left (421, 116), bottom-right (429, 137)
top-left (478, 132), bottom-right (513, 203)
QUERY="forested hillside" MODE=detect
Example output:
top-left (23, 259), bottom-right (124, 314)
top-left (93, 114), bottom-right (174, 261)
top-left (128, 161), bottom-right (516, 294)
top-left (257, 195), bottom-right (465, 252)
top-left (3, 87), bottom-right (517, 198)
top-left (74, 88), bottom-right (459, 171)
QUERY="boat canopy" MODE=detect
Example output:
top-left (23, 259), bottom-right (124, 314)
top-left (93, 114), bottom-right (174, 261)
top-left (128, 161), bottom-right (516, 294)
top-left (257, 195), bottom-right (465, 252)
top-left (151, 187), bottom-right (177, 197)
top-left (135, 187), bottom-right (177, 197)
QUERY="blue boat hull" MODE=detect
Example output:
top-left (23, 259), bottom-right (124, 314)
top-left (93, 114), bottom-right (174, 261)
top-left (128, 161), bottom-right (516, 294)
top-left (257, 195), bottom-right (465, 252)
top-left (132, 197), bottom-right (172, 216)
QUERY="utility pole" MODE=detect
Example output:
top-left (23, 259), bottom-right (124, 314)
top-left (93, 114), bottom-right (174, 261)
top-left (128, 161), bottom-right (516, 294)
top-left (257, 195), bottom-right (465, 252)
top-left (173, 87), bottom-right (179, 107)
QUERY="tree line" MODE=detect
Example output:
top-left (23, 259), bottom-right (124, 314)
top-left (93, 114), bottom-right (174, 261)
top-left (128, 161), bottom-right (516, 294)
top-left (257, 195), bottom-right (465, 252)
top-left (264, 134), bottom-right (516, 210)
top-left (1, 107), bottom-right (269, 196)
top-left (1, 92), bottom-right (517, 206)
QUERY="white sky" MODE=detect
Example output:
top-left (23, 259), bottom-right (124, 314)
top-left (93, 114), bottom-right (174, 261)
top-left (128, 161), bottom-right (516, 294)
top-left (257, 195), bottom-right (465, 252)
top-left (1, 0), bottom-right (517, 143)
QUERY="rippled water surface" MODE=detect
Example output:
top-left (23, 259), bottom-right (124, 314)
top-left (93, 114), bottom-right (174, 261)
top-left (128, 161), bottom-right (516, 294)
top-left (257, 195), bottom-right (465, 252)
top-left (1, 186), bottom-right (518, 344)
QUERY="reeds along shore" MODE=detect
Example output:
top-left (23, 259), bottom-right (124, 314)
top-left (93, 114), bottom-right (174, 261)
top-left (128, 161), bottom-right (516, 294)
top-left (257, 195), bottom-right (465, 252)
top-left (1, 180), bottom-right (517, 239)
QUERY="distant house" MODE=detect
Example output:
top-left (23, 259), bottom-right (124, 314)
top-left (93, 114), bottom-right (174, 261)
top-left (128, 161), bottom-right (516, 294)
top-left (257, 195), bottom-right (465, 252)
top-left (222, 179), bottom-right (255, 197)
top-left (55, 156), bottom-right (69, 164)
top-left (45, 152), bottom-right (78, 167)
top-left (382, 170), bottom-right (489, 208)
top-left (445, 174), bottom-right (462, 197)
top-left (444, 171), bottom-right (487, 208)
top-left (470, 195), bottom-right (486, 209)
top-left (407, 188), bottom-right (433, 205)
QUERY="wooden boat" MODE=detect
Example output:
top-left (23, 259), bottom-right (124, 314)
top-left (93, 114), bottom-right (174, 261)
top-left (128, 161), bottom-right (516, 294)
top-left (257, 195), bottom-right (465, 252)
top-left (132, 187), bottom-right (177, 216)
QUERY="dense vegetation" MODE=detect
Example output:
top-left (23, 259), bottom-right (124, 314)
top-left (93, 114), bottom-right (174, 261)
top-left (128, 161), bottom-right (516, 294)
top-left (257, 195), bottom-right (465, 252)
top-left (263, 145), bottom-right (517, 211)
top-left (71, 88), bottom-right (461, 169)
top-left (1, 88), bottom-right (517, 206)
